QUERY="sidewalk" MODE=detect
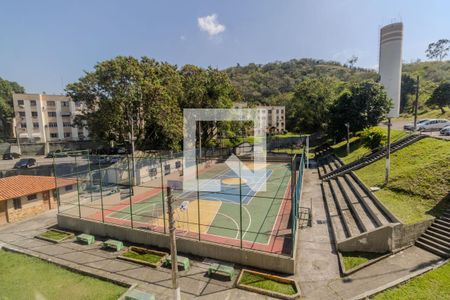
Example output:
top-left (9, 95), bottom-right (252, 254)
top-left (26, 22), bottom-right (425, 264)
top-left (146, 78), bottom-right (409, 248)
top-left (295, 166), bottom-right (446, 299)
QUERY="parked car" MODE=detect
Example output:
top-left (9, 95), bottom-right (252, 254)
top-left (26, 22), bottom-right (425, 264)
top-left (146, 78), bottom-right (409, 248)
top-left (440, 125), bottom-right (450, 136)
top-left (403, 119), bottom-right (429, 131)
top-left (14, 158), bottom-right (37, 169)
top-left (2, 152), bottom-right (21, 160)
top-left (417, 119), bottom-right (450, 131)
top-left (46, 150), bottom-right (68, 158)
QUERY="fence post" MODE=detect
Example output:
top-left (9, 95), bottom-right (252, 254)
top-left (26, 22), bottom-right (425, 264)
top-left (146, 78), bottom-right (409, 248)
top-left (74, 155), bottom-right (81, 218)
top-left (196, 152), bottom-right (201, 240)
top-left (127, 154), bottom-right (134, 229)
top-left (52, 155), bottom-right (61, 214)
top-left (98, 158), bottom-right (105, 223)
top-left (160, 156), bottom-right (166, 234)
top-left (239, 160), bottom-right (243, 249)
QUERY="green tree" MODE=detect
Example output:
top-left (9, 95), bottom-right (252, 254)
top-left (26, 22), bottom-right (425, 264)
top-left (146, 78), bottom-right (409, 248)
top-left (400, 74), bottom-right (417, 113)
top-left (66, 56), bottom-right (184, 151)
top-left (360, 127), bottom-right (386, 150)
top-left (427, 81), bottom-right (450, 113)
top-left (426, 39), bottom-right (450, 61)
top-left (328, 80), bottom-right (391, 139)
top-left (0, 78), bottom-right (25, 139)
top-left (286, 77), bottom-right (342, 133)
top-left (180, 65), bottom-right (240, 146)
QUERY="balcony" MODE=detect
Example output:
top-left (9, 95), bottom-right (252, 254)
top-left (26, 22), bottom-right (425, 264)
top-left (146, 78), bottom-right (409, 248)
top-left (61, 112), bottom-right (72, 117)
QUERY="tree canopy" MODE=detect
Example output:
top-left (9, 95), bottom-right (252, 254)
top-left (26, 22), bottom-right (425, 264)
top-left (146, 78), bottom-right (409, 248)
top-left (427, 81), bottom-right (450, 113)
top-left (0, 78), bottom-right (25, 139)
top-left (66, 56), bottom-right (239, 151)
top-left (286, 77), bottom-right (343, 133)
top-left (328, 80), bottom-right (391, 139)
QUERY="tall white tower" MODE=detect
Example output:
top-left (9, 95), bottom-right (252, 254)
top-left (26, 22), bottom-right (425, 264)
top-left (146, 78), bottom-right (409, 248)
top-left (379, 22), bottom-right (403, 118)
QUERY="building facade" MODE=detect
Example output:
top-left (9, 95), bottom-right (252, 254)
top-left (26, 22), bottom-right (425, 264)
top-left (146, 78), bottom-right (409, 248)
top-left (12, 93), bottom-right (89, 143)
top-left (0, 175), bottom-right (76, 224)
top-left (233, 103), bottom-right (286, 135)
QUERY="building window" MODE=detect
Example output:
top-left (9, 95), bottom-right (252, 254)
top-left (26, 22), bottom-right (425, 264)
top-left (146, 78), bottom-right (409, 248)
top-left (27, 194), bottom-right (37, 201)
top-left (33, 122), bottom-right (39, 128)
top-left (48, 111), bottom-right (57, 117)
top-left (17, 100), bottom-right (24, 106)
top-left (13, 198), bottom-right (22, 210)
top-left (50, 133), bottom-right (58, 138)
top-left (21, 123), bottom-right (27, 128)
top-left (30, 100), bottom-right (37, 106)
top-left (63, 122), bottom-right (71, 127)
top-left (48, 122), bottom-right (57, 128)
top-left (65, 185), bottom-right (73, 191)
top-left (18, 112), bottom-right (26, 117)
top-left (62, 101), bottom-right (69, 107)
top-left (64, 132), bottom-right (71, 138)
top-left (47, 101), bottom-right (55, 107)
top-left (32, 111), bottom-right (38, 117)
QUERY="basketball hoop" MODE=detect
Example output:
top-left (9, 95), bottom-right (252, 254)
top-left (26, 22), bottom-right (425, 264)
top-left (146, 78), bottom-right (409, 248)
top-left (179, 200), bottom-right (189, 211)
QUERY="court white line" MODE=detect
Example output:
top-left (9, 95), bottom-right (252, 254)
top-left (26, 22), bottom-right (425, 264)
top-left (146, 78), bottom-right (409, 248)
top-left (216, 212), bottom-right (240, 239)
top-left (242, 205), bottom-right (252, 240)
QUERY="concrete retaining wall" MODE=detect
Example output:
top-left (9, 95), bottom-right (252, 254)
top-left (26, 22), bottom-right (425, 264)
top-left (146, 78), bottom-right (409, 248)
top-left (57, 214), bottom-right (296, 274)
top-left (337, 225), bottom-right (394, 253)
top-left (392, 219), bottom-right (435, 249)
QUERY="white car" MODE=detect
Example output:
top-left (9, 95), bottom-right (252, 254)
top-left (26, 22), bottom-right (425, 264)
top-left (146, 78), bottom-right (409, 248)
top-left (440, 125), bottom-right (450, 136)
top-left (403, 119), bottom-right (429, 131)
top-left (417, 119), bottom-right (450, 131)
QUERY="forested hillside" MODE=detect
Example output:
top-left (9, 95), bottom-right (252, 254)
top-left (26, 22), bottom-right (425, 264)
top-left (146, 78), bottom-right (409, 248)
top-left (224, 59), bottom-right (377, 105)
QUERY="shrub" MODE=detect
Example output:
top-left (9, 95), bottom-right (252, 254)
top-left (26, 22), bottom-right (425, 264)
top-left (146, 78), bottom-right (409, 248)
top-left (360, 127), bottom-right (386, 150)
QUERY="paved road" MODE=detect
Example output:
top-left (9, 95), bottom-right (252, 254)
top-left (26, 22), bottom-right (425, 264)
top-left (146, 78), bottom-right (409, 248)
top-left (0, 156), bottom-right (86, 171)
top-left (379, 120), bottom-right (450, 140)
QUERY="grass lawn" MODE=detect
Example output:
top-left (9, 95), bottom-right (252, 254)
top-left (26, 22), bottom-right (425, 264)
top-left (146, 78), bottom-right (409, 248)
top-left (0, 250), bottom-right (126, 300)
top-left (373, 262), bottom-right (450, 300)
top-left (331, 127), bottom-right (408, 164)
top-left (122, 248), bottom-right (164, 264)
top-left (355, 138), bottom-right (450, 224)
top-left (239, 271), bottom-right (297, 295)
top-left (397, 108), bottom-right (450, 121)
top-left (39, 229), bottom-right (72, 241)
top-left (341, 251), bottom-right (387, 271)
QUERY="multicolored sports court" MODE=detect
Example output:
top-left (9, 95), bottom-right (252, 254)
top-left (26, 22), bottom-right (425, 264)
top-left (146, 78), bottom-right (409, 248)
top-left (57, 151), bottom-right (304, 256)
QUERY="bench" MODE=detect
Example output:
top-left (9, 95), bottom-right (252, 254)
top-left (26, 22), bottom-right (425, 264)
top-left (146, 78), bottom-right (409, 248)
top-left (164, 255), bottom-right (190, 271)
top-left (208, 263), bottom-right (235, 281)
top-left (76, 233), bottom-right (95, 245)
top-left (123, 288), bottom-right (155, 300)
top-left (102, 239), bottom-right (124, 251)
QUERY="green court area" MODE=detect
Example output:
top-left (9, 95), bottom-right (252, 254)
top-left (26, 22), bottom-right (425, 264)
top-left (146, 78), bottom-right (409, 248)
top-left (107, 161), bottom-right (292, 245)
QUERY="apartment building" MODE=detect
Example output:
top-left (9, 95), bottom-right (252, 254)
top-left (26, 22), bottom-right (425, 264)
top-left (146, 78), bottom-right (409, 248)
top-left (233, 103), bottom-right (286, 135)
top-left (12, 93), bottom-right (89, 143)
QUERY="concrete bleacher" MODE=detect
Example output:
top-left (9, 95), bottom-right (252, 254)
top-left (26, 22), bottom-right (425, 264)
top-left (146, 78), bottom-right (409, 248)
top-left (319, 155), bottom-right (397, 243)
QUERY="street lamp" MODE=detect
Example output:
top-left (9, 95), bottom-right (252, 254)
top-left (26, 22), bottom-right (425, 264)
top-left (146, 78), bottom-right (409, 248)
top-left (344, 123), bottom-right (350, 155)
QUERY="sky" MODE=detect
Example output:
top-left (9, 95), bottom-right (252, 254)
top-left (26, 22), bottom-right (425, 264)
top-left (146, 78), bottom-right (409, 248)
top-left (1, 0), bottom-right (449, 94)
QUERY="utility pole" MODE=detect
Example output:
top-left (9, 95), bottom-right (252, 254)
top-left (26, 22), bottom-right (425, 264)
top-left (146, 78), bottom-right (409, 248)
top-left (384, 118), bottom-right (392, 186)
top-left (345, 123), bottom-right (350, 155)
top-left (167, 187), bottom-right (180, 300)
top-left (413, 75), bottom-right (420, 131)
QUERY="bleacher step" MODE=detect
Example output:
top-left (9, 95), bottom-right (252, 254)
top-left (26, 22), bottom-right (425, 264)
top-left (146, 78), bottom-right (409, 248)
top-left (416, 241), bottom-right (450, 258)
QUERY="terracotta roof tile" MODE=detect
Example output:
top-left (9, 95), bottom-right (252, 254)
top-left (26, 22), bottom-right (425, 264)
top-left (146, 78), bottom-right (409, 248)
top-left (0, 175), bottom-right (76, 202)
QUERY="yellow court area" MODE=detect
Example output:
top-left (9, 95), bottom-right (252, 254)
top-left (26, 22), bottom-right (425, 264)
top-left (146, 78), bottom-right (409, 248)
top-left (222, 177), bottom-right (247, 185)
top-left (243, 161), bottom-right (268, 170)
top-left (151, 199), bottom-right (221, 233)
